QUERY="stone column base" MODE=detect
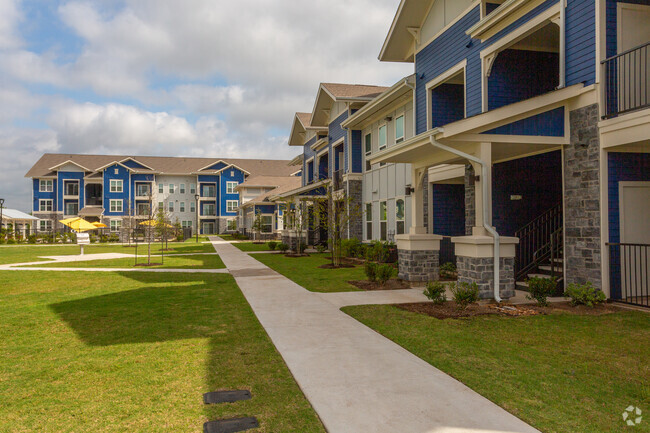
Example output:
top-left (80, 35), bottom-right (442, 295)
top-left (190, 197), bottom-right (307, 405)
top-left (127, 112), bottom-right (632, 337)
top-left (395, 233), bottom-right (442, 282)
top-left (281, 230), bottom-right (307, 252)
top-left (452, 232), bottom-right (519, 300)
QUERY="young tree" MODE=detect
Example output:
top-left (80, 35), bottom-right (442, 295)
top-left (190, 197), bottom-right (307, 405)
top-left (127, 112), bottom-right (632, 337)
top-left (121, 199), bottom-right (136, 246)
top-left (155, 205), bottom-right (173, 250)
top-left (286, 196), bottom-right (307, 255)
top-left (252, 208), bottom-right (263, 242)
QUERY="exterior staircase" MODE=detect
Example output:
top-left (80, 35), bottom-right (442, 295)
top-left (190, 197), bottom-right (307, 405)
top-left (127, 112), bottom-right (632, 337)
top-left (516, 253), bottom-right (564, 296)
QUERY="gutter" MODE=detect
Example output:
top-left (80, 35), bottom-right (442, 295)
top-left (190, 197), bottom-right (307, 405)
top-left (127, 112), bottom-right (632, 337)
top-left (429, 136), bottom-right (502, 302)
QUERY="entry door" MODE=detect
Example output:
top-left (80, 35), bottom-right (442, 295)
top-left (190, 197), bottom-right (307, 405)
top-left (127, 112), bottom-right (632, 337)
top-left (619, 182), bottom-right (650, 300)
top-left (617, 4), bottom-right (650, 113)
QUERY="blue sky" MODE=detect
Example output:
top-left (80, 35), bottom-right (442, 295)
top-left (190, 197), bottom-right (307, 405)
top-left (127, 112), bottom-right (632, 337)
top-left (0, 0), bottom-right (411, 212)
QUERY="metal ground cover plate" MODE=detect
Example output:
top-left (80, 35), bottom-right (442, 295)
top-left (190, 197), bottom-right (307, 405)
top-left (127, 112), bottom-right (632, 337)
top-left (203, 390), bottom-right (252, 404)
top-left (203, 417), bottom-right (259, 433)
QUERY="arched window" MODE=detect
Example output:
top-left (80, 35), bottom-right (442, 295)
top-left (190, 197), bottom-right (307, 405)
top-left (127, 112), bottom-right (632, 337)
top-left (396, 199), bottom-right (405, 235)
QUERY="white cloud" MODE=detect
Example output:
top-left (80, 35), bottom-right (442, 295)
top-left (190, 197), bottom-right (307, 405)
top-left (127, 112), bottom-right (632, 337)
top-left (0, 0), bottom-right (22, 49)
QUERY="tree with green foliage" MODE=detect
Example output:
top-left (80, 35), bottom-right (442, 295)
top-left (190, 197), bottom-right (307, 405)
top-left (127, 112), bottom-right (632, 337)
top-left (316, 184), bottom-right (362, 267)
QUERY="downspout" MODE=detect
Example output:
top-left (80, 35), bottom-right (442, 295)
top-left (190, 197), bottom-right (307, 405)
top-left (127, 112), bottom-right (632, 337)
top-left (429, 136), bottom-right (502, 302)
top-left (404, 77), bottom-right (416, 136)
top-left (558, 0), bottom-right (566, 89)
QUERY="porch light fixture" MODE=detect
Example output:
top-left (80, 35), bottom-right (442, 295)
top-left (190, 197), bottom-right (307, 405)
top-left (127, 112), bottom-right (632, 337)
top-left (468, 174), bottom-right (481, 186)
top-left (405, 185), bottom-right (414, 196)
top-left (385, 116), bottom-right (393, 122)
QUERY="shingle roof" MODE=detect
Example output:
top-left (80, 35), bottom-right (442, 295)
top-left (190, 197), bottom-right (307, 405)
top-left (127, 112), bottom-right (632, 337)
top-left (296, 112), bottom-right (312, 127)
top-left (321, 83), bottom-right (389, 100)
top-left (0, 209), bottom-right (39, 221)
top-left (25, 154), bottom-right (296, 178)
top-left (239, 176), bottom-right (302, 206)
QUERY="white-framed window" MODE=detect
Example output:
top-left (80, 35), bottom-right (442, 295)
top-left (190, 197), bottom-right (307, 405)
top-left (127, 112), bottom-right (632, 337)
top-left (180, 202), bottom-right (185, 212)
top-left (190, 183), bottom-right (196, 194)
top-left (114, 168), bottom-right (119, 175)
top-left (64, 181), bottom-right (79, 196)
top-left (380, 200), bottom-right (387, 241)
top-left (168, 201), bottom-right (174, 212)
top-left (364, 133), bottom-right (372, 171)
top-left (190, 202), bottom-right (196, 213)
top-left (65, 202), bottom-right (78, 216)
top-left (39, 220), bottom-right (52, 232)
top-left (395, 115), bottom-right (405, 143)
top-left (203, 203), bottom-right (215, 216)
top-left (39, 179), bottom-right (53, 192)
top-left (366, 202), bottom-right (373, 240)
top-left (110, 179), bottom-right (123, 193)
top-left (227, 219), bottom-right (237, 231)
top-left (169, 184), bottom-right (175, 193)
top-left (180, 183), bottom-right (185, 194)
top-left (158, 183), bottom-right (164, 193)
top-left (137, 203), bottom-right (150, 216)
top-left (158, 201), bottom-right (164, 211)
top-left (39, 199), bottom-right (53, 212)
top-left (226, 181), bottom-right (238, 194)
top-left (261, 215), bottom-right (273, 233)
top-left (136, 183), bottom-right (150, 197)
top-left (110, 199), bottom-right (123, 213)
top-left (226, 200), bottom-right (239, 213)
top-left (181, 220), bottom-right (193, 228)
top-left (203, 185), bottom-right (216, 197)
top-left (378, 124), bottom-right (387, 151)
top-left (396, 198), bottom-right (405, 235)
top-left (110, 220), bottom-right (122, 232)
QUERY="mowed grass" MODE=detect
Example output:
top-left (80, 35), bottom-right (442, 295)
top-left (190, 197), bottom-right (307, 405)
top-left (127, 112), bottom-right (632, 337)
top-left (251, 253), bottom-right (363, 293)
top-left (21, 254), bottom-right (226, 269)
top-left (0, 241), bottom-right (215, 265)
top-left (233, 242), bottom-right (274, 252)
top-left (0, 271), bottom-right (325, 433)
top-left (343, 304), bottom-right (650, 433)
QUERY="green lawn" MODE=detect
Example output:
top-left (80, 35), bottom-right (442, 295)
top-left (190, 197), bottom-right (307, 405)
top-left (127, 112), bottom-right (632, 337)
top-left (251, 253), bottom-right (363, 293)
top-left (343, 304), bottom-right (650, 433)
top-left (0, 271), bottom-right (325, 432)
top-left (0, 242), bottom-right (215, 265)
top-left (234, 242), bottom-right (274, 252)
top-left (22, 254), bottom-right (226, 270)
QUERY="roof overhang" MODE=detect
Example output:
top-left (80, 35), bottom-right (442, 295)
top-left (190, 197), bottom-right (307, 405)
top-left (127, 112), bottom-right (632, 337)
top-left (289, 154), bottom-right (303, 166)
top-left (95, 160), bottom-right (132, 172)
top-left (215, 163), bottom-right (251, 176)
top-left (310, 137), bottom-right (329, 152)
top-left (379, 0), bottom-right (434, 63)
top-left (118, 157), bottom-right (155, 171)
top-left (311, 84), bottom-right (377, 126)
top-left (270, 180), bottom-right (328, 200)
top-left (288, 112), bottom-right (327, 147)
top-left (467, 0), bottom-right (548, 41)
top-left (342, 75), bottom-right (416, 129)
top-left (197, 159), bottom-right (229, 172)
top-left (48, 160), bottom-right (92, 172)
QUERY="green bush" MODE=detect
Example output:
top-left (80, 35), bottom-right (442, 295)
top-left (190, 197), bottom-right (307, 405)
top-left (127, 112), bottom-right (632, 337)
top-left (526, 276), bottom-right (557, 306)
top-left (0, 238), bottom-right (5, 245)
top-left (423, 281), bottom-right (447, 304)
top-left (268, 241), bottom-right (277, 250)
top-left (451, 281), bottom-right (480, 310)
top-left (316, 244), bottom-right (327, 253)
top-left (7, 238), bottom-right (16, 245)
top-left (365, 241), bottom-right (390, 263)
top-left (28, 234), bottom-right (37, 244)
top-left (376, 264), bottom-right (395, 285)
top-left (364, 262), bottom-right (378, 282)
top-left (565, 282), bottom-right (607, 307)
top-left (108, 234), bottom-right (119, 243)
top-left (297, 243), bottom-right (307, 254)
top-left (439, 262), bottom-right (457, 279)
top-left (278, 243), bottom-right (289, 253)
top-left (341, 238), bottom-right (363, 258)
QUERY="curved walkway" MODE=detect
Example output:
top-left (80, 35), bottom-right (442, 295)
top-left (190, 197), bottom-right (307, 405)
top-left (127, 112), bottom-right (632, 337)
top-left (210, 236), bottom-right (539, 433)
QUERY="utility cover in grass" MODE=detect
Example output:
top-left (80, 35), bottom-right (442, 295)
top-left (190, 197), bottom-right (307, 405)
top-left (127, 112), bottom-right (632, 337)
top-left (204, 417), bottom-right (259, 433)
top-left (203, 390), bottom-right (251, 404)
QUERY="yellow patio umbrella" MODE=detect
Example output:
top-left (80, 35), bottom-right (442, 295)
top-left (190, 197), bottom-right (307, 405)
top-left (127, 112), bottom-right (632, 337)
top-left (92, 222), bottom-right (108, 228)
top-left (59, 217), bottom-right (98, 232)
top-left (139, 219), bottom-right (173, 228)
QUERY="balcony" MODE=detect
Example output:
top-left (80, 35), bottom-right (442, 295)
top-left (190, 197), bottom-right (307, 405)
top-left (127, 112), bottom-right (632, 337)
top-left (602, 42), bottom-right (650, 119)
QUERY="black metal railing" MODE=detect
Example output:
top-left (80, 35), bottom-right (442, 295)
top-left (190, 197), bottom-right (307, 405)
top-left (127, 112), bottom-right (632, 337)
top-left (608, 243), bottom-right (649, 308)
top-left (333, 169), bottom-right (344, 190)
top-left (439, 236), bottom-right (456, 268)
top-left (515, 203), bottom-right (563, 281)
top-left (602, 41), bottom-right (650, 119)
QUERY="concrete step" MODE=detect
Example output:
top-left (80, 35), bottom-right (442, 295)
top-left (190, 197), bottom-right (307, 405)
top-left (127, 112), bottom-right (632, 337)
top-left (538, 265), bottom-right (563, 274)
top-left (551, 258), bottom-right (564, 264)
top-left (526, 273), bottom-right (557, 280)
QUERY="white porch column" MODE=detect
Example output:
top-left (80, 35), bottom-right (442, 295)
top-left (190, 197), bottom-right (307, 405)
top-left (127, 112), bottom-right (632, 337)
top-left (469, 142), bottom-right (492, 231)
top-left (409, 166), bottom-right (427, 234)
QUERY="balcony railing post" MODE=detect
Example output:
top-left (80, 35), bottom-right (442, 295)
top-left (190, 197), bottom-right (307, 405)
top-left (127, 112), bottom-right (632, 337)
top-left (601, 41), bottom-right (650, 119)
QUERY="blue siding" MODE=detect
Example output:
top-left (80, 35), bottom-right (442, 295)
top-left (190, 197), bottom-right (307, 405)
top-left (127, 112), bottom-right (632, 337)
top-left (256, 204), bottom-right (276, 214)
top-left (431, 84), bottom-right (465, 128)
top-left (198, 175), bottom-right (219, 215)
top-left (566, 0), bottom-right (596, 86)
top-left (329, 111), bottom-right (348, 177)
top-left (57, 172), bottom-right (85, 212)
top-left (103, 164), bottom-right (130, 216)
top-left (607, 152), bottom-right (650, 299)
top-left (492, 150), bottom-right (562, 236)
top-left (122, 159), bottom-right (149, 170)
top-left (33, 179), bottom-right (57, 212)
top-left (130, 173), bottom-right (154, 203)
top-left (333, 142), bottom-right (344, 171)
top-left (482, 107), bottom-right (565, 136)
top-left (220, 167), bottom-right (245, 216)
top-left (205, 162), bottom-right (228, 171)
top-left (302, 136), bottom-right (318, 186)
top-left (431, 184), bottom-right (465, 236)
top-left (350, 130), bottom-right (363, 173)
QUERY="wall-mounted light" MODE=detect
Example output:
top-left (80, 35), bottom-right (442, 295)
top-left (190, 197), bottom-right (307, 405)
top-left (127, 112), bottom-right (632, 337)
top-left (385, 116), bottom-right (393, 122)
top-left (405, 184), bottom-right (414, 196)
top-left (419, 73), bottom-right (425, 80)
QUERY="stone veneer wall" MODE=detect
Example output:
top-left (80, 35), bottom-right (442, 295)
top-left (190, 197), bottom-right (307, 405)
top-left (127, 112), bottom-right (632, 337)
top-left (464, 164), bottom-right (476, 235)
top-left (564, 104), bottom-right (601, 288)
top-left (422, 172), bottom-right (429, 231)
top-left (456, 256), bottom-right (515, 299)
top-left (397, 249), bottom-right (440, 282)
top-left (281, 231), bottom-right (307, 252)
top-left (345, 179), bottom-right (363, 241)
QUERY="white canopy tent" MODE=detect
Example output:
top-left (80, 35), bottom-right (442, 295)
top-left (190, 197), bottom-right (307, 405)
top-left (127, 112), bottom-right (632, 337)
top-left (1, 209), bottom-right (39, 236)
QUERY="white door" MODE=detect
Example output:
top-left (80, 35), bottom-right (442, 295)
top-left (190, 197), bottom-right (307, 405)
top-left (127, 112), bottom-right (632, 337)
top-left (617, 4), bottom-right (650, 113)
top-left (619, 182), bottom-right (650, 301)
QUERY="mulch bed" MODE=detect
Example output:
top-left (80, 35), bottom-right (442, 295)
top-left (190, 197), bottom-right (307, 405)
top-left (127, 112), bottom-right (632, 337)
top-left (284, 253), bottom-right (309, 258)
top-left (319, 263), bottom-right (356, 269)
top-left (396, 301), bottom-right (622, 319)
top-left (348, 279), bottom-right (412, 291)
top-left (317, 257), bottom-right (362, 269)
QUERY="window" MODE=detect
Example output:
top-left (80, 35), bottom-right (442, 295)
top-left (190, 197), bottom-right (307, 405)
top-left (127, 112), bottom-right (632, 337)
top-left (181, 220), bottom-right (193, 228)
top-left (380, 201), bottom-right (387, 241)
top-left (65, 202), bottom-right (78, 216)
top-left (203, 203), bottom-right (215, 216)
top-left (180, 202), bottom-right (185, 212)
top-left (226, 200), bottom-right (238, 213)
top-left (203, 185), bottom-right (216, 197)
top-left (169, 184), bottom-right (175, 193)
top-left (190, 202), bottom-right (196, 213)
top-left (395, 115), bottom-right (404, 143)
top-left (136, 183), bottom-right (150, 197)
top-left (110, 220), bottom-right (122, 232)
top-left (366, 203), bottom-right (373, 240)
top-left (378, 125), bottom-right (387, 150)
top-left (364, 133), bottom-right (372, 171)
top-left (110, 199), bottom-right (123, 213)
top-left (39, 179), bottom-right (53, 192)
top-left (261, 215), bottom-right (273, 233)
top-left (137, 203), bottom-right (150, 216)
top-left (226, 181), bottom-right (238, 194)
top-left (39, 199), bottom-right (53, 212)
top-left (227, 219), bottom-right (237, 231)
top-left (114, 168), bottom-right (119, 175)
top-left (396, 199), bottom-right (405, 235)
top-left (169, 201), bottom-right (174, 212)
top-left (110, 180), bottom-right (123, 193)
top-left (180, 183), bottom-right (185, 194)
top-left (158, 183), bottom-right (163, 193)
top-left (39, 220), bottom-right (52, 232)
top-left (190, 183), bottom-right (196, 194)
top-left (158, 201), bottom-right (164, 211)
top-left (64, 181), bottom-right (79, 196)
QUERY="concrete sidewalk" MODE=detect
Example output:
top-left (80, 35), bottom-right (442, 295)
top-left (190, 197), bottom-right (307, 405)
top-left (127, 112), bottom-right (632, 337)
top-left (210, 236), bottom-right (540, 433)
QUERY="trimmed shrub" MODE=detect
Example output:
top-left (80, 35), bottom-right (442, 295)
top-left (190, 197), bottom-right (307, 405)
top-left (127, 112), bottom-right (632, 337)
top-left (28, 234), bottom-right (37, 244)
top-left (451, 281), bottom-right (479, 310)
top-left (376, 264), bottom-right (395, 285)
top-left (6, 238), bottom-right (16, 245)
top-left (423, 281), bottom-right (447, 305)
top-left (268, 241), bottom-right (277, 251)
top-left (364, 262), bottom-right (378, 282)
top-left (439, 262), bottom-right (457, 279)
top-left (341, 238), bottom-right (363, 258)
top-left (316, 244), bottom-right (327, 253)
top-left (278, 243), bottom-right (289, 253)
top-left (565, 282), bottom-right (607, 307)
top-left (526, 276), bottom-right (557, 306)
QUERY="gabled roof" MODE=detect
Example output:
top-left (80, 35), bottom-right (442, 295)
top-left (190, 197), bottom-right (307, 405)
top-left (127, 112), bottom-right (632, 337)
top-left (47, 160), bottom-right (92, 173)
top-left (311, 83), bottom-right (389, 126)
top-left (379, 0), bottom-right (434, 63)
top-left (239, 176), bottom-right (302, 207)
top-left (119, 157), bottom-right (155, 171)
top-left (214, 163), bottom-right (251, 176)
top-left (288, 112), bottom-right (327, 147)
